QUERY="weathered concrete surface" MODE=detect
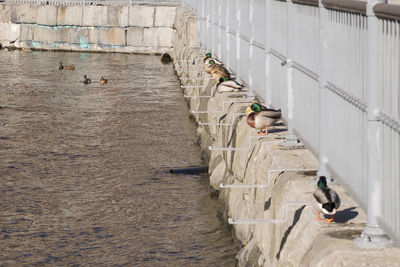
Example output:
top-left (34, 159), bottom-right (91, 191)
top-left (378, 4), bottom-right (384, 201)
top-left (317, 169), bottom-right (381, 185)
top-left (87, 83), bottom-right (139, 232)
top-left (0, 22), bottom-right (20, 42)
top-left (143, 27), bottom-right (174, 47)
top-left (0, 4), bottom-right (12, 23)
top-left (11, 4), bottom-right (37, 24)
top-left (57, 6), bottom-right (83, 26)
top-left (128, 5), bottom-right (154, 27)
top-left (82, 6), bottom-right (108, 27)
top-left (0, 3), bottom-right (176, 53)
top-left (172, 6), bottom-right (400, 267)
top-left (37, 5), bottom-right (57, 26)
top-left (155, 6), bottom-right (176, 27)
top-left (89, 27), bottom-right (126, 46)
top-left (126, 27), bottom-right (143, 47)
top-left (107, 6), bottom-right (128, 27)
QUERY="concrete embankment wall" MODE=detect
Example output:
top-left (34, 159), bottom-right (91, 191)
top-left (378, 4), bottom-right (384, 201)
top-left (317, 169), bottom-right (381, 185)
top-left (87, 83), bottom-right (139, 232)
top-left (0, 3), bottom-right (176, 53)
top-left (172, 6), bottom-right (400, 267)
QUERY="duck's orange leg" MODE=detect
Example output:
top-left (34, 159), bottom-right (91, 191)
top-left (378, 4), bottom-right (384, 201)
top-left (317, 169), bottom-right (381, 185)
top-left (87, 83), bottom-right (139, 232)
top-left (325, 214), bottom-right (335, 223)
top-left (258, 127), bottom-right (269, 136)
top-left (315, 211), bottom-right (324, 221)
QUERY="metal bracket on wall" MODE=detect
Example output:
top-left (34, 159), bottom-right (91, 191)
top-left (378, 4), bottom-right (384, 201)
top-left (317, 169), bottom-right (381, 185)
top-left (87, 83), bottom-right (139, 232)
top-left (191, 98), bottom-right (254, 114)
top-left (181, 85), bottom-right (206, 89)
top-left (208, 136), bottom-right (274, 151)
top-left (220, 168), bottom-right (317, 189)
top-left (280, 134), bottom-right (304, 148)
top-left (198, 112), bottom-right (245, 126)
top-left (180, 77), bottom-right (213, 81)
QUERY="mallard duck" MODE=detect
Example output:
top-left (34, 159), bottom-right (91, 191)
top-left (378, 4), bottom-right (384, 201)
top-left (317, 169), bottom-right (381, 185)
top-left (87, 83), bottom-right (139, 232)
top-left (64, 64), bottom-right (75, 70)
top-left (246, 102), bottom-right (281, 135)
top-left (216, 77), bottom-right (245, 92)
top-left (83, 74), bottom-right (91, 84)
top-left (313, 176), bottom-right (341, 223)
top-left (100, 76), bottom-right (108, 84)
top-left (58, 62), bottom-right (75, 70)
top-left (205, 59), bottom-right (218, 73)
top-left (211, 64), bottom-right (231, 81)
top-left (204, 53), bottom-right (223, 66)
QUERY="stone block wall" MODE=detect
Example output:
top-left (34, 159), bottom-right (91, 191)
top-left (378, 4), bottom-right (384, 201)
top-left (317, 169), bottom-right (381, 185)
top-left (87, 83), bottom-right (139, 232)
top-left (0, 3), bottom-right (177, 53)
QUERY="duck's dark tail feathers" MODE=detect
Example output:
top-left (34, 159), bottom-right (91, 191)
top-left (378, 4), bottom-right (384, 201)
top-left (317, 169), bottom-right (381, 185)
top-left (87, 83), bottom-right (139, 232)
top-left (322, 203), bottom-right (336, 213)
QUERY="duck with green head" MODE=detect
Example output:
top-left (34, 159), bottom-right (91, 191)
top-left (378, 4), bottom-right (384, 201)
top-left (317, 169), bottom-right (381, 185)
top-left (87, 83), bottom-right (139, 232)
top-left (204, 52), bottom-right (222, 65)
top-left (246, 102), bottom-right (281, 135)
top-left (205, 58), bottom-right (225, 74)
top-left (83, 74), bottom-right (91, 84)
top-left (313, 176), bottom-right (341, 223)
top-left (216, 77), bottom-right (245, 93)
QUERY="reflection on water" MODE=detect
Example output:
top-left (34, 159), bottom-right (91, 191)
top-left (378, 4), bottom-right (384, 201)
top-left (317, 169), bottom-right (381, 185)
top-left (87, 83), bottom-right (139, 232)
top-left (0, 50), bottom-right (236, 266)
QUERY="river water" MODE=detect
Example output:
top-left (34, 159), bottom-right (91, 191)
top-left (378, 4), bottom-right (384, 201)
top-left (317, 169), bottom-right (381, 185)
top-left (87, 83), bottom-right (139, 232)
top-left (0, 50), bottom-right (237, 266)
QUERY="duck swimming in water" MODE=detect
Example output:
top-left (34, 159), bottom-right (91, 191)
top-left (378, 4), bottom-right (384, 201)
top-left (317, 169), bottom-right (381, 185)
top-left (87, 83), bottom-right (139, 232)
top-left (58, 62), bottom-right (75, 70)
top-left (246, 102), bottom-right (281, 135)
top-left (313, 176), bottom-right (341, 223)
top-left (216, 77), bottom-right (245, 93)
top-left (83, 74), bottom-right (91, 84)
top-left (100, 76), bottom-right (108, 84)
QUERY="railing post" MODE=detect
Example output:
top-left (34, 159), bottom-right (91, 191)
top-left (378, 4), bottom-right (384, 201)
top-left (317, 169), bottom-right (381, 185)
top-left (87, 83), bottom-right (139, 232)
top-left (281, 0), bottom-right (302, 147)
top-left (247, 0), bottom-right (254, 98)
top-left (317, 0), bottom-right (329, 178)
top-left (265, 0), bottom-right (271, 105)
top-left (225, 0), bottom-right (231, 70)
top-left (236, 0), bottom-right (240, 79)
top-left (217, 0), bottom-right (221, 59)
top-left (354, 0), bottom-right (393, 248)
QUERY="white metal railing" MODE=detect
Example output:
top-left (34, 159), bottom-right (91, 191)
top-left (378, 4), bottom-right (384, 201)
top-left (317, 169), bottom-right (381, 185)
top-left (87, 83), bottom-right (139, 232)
top-left (377, 17), bottom-right (400, 245)
top-left (184, 0), bottom-right (400, 246)
top-left (5, 0), bottom-right (180, 5)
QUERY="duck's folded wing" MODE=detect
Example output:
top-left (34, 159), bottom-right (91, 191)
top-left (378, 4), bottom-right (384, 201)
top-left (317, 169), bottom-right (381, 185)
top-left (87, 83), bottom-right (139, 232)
top-left (313, 189), bottom-right (328, 203)
top-left (329, 189), bottom-right (341, 209)
top-left (260, 110), bottom-right (282, 119)
top-left (223, 80), bottom-right (243, 89)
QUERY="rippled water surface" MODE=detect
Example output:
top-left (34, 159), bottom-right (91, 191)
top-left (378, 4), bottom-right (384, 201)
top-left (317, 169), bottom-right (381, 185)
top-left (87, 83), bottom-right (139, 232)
top-left (0, 50), bottom-right (236, 266)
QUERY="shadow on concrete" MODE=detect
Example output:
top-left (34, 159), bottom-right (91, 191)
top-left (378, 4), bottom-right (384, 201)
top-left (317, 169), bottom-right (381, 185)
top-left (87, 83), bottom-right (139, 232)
top-left (333, 207), bottom-right (359, 223)
top-left (268, 128), bottom-right (287, 134)
top-left (264, 198), bottom-right (272, 211)
top-left (276, 205), bottom-right (306, 260)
